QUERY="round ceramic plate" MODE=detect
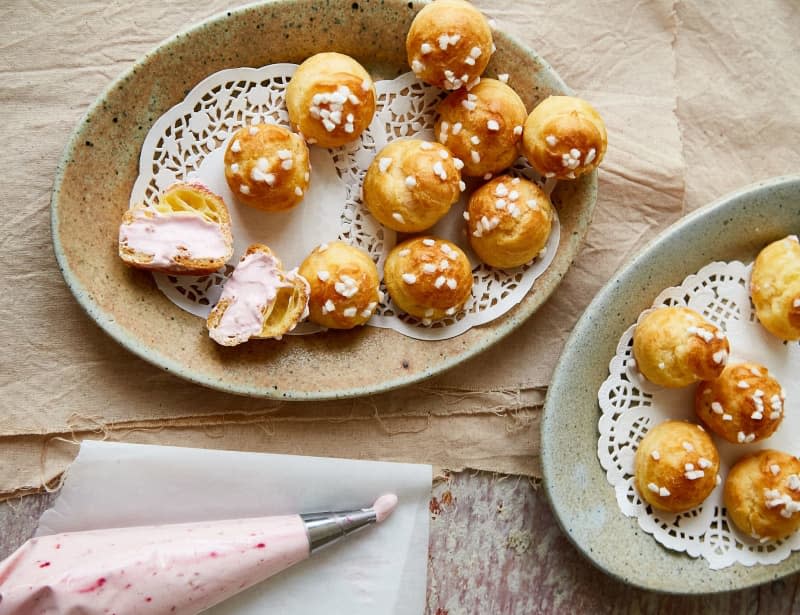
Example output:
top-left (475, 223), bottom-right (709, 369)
top-left (51, 0), bottom-right (596, 400)
top-left (542, 175), bottom-right (800, 593)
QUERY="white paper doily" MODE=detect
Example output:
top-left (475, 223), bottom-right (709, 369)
top-left (598, 260), bottom-right (800, 569)
top-left (130, 64), bottom-right (559, 341)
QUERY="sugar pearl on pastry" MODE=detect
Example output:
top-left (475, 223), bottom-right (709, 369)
top-left (384, 237), bottom-right (472, 321)
top-left (750, 235), bottom-right (800, 341)
top-left (695, 362), bottom-right (785, 444)
top-left (633, 306), bottom-right (730, 387)
top-left (635, 420), bottom-right (720, 513)
top-left (298, 241), bottom-right (380, 330)
top-left (406, 0), bottom-right (493, 91)
top-left (521, 95), bottom-right (607, 180)
top-left (286, 52), bottom-right (376, 148)
top-left (435, 79), bottom-right (527, 178)
top-left (363, 139), bottom-right (461, 232)
top-left (725, 450), bottom-right (800, 541)
top-left (224, 124), bottom-right (310, 212)
top-left (467, 176), bottom-right (554, 269)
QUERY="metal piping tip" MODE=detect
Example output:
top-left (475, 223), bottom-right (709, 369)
top-left (300, 506), bottom-right (378, 553)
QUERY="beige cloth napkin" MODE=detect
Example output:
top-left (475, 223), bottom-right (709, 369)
top-left (0, 0), bottom-right (797, 498)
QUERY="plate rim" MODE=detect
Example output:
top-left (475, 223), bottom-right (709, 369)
top-left (541, 173), bottom-right (800, 593)
top-left (50, 0), bottom-right (597, 400)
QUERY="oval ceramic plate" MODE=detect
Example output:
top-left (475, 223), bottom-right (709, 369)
top-left (542, 175), bottom-right (800, 593)
top-left (51, 0), bottom-right (596, 399)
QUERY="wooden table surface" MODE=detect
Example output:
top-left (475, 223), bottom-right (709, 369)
top-left (3, 471), bottom-right (799, 614)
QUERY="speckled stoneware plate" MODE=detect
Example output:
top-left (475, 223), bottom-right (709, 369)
top-left (542, 175), bottom-right (800, 593)
top-left (52, 0), bottom-right (597, 399)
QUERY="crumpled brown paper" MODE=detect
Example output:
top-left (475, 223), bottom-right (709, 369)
top-left (0, 0), bottom-right (797, 498)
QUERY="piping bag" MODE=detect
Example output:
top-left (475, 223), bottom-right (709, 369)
top-left (0, 494), bottom-right (398, 615)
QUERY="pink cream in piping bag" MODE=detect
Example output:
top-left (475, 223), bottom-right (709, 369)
top-left (0, 495), bottom-right (398, 615)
